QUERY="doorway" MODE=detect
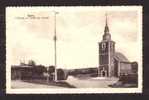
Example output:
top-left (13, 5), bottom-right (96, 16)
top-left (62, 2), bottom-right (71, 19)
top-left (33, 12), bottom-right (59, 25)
top-left (101, 69), bottom-right (107, 77)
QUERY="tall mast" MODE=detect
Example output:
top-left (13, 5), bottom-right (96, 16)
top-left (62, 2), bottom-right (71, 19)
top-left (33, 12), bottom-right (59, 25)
top-left (53, 11), bottom-right (59, 82)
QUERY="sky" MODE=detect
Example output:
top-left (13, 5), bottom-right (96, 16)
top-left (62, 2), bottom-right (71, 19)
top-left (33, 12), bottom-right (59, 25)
top-left (6, 7), bottom-right (142, 69)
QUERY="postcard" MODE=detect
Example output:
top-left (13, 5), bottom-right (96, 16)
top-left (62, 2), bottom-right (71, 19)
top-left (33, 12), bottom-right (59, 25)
top-left (6, 6), bottom-right (142, 94)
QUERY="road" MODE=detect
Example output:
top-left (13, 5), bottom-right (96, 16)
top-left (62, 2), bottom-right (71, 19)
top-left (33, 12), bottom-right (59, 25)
top-left (66, 76), bottom-right (119, 88)
top-left (11, 76), bottom-right (118, 88)
top-left (11, 80), bottom-right (65, 88)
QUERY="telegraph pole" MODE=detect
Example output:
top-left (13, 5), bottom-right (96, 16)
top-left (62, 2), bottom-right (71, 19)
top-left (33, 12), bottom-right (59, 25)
top-left (53, 11), bottom-right (59, 82)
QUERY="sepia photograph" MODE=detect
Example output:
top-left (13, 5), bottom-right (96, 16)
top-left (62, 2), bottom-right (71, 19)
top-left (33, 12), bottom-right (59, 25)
top-left (6, 6), bottom-right (142, 93)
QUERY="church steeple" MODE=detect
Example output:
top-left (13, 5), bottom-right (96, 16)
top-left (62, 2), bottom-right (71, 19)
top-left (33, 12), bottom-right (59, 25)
top-left (103, 13), bottom-right (111, 41)
top-left (99, 13), bottom-right (116, 77)
top-left (104, 14), bottom-right (109, 34)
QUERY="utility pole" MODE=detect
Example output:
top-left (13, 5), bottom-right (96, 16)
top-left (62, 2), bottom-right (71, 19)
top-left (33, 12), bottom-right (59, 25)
top-left (53, 11), bottom-right (59, 82)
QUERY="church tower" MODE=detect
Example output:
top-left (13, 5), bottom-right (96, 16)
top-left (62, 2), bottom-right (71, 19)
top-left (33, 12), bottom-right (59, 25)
top-left (98, 14), bottom-right (116, 77)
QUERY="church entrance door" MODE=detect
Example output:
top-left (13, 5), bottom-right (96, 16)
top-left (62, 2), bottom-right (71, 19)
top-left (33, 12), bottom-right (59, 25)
top-left (101, 70), bottom-right (107, 77)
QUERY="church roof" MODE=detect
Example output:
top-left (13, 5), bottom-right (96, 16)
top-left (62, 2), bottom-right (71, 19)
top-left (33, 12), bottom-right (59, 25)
top-left (114, 52), bottom-right (129, 62)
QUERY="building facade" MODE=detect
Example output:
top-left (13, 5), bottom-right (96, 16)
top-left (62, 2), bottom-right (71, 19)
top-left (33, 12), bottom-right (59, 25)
top-left (98, 16), bottom-right (137, 77)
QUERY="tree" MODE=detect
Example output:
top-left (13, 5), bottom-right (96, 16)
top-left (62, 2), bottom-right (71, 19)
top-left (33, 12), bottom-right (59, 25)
top-left (28, 60), bottom-right (36, 66)
top-left (33, 65), bottom-right (46, 75)
top-left (48, 66), bottom-right (55, 73)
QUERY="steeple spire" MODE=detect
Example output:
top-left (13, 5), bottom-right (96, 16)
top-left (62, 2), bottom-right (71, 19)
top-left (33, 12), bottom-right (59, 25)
top-left (103, 13), bottom-right (111, 41)
top-left (104, 13), bottom-right (109, 34)
top-left (106, 13), bottom-right (108, 25)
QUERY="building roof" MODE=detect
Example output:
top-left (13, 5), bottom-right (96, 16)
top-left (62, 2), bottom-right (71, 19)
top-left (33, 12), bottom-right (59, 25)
top-left (11, 65), bottom-right (32, 68)
top-left (114, 52), bottom-right (129, 62)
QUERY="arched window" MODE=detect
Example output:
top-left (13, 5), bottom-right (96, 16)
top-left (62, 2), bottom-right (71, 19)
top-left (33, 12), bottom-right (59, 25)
top-left (101, 43), bottom-right (106, 50)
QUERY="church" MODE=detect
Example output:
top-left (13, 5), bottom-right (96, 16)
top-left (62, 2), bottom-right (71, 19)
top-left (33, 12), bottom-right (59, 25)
top-left (98, 15), bottom-right (138, 77)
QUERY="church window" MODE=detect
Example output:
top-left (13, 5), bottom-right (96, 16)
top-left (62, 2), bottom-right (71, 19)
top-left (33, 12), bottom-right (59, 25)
top-left (101, 43), bottom-right (106, 50)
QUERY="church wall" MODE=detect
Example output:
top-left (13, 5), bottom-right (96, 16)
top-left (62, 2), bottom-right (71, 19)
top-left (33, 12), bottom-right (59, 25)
top-left (120, 63), bottom-right (132, 75)
top-left (99, 55), bottom-right (109, 65)
top-left (98, 41), bottom-right (116, 77)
